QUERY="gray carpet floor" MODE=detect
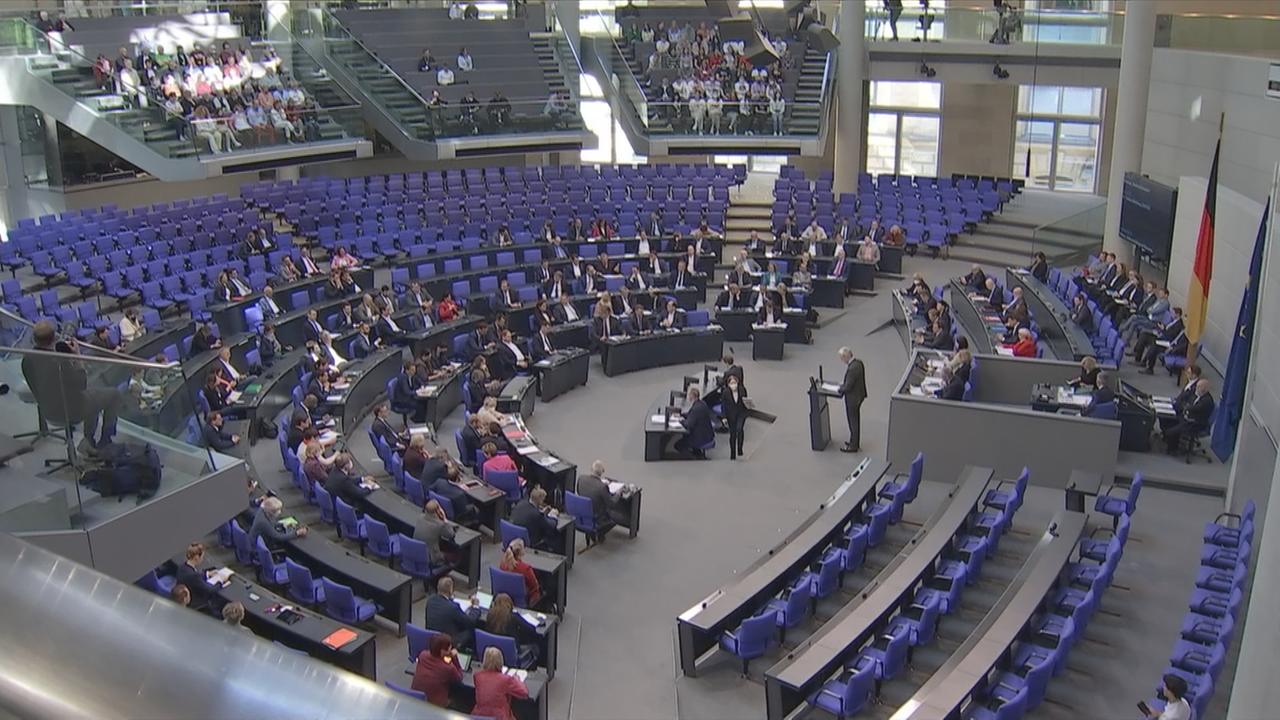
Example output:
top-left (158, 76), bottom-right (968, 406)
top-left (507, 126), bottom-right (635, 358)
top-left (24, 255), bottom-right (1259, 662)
top-left (232, 244), bottom-right (1231, 719)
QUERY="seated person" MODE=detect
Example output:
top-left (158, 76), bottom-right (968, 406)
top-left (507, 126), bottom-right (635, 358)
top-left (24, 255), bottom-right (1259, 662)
top-left (964, 264), bottom-right (987, 291)
top-left (247, 496), bottom-right (308, 553)
top-left (656, 299), bottom-right (685, 331)
top-left (370, 402), bottom-right (408, 452)
top-left (716, 283), bottom-right (750, 310)
top-left (481, 592), bottom-right (540, 665)
top-left (1009, 327), bottom-right (1038, 357)
top-left (1163, 379), bottom-right (1215, 454)
top-left (425, 576), bottom-right (480, 649)
top-left (673, 387), bottom-right (714, 459)
top-left (493, 329), bottom-right (529, 380)
top-left (412, 633), bottom-right (464, 709)
top-left (202, 411), bottom-right (240, 452)
top-left (530, 321), bottom-right (557, 361)
top-left (627, 304), bottom-right (650, 335)
top-left (1069, 356), bottom-right (1100, 388)
top-left (1080, 371), bottom-right (1116, 417)
top-left (508, 487), bottom-right (559, 552)
top-left (937, 365), bottom-right (966, 401)
top-left (325, 452), bottom-right (374, 505)
top-left (497, 540), bottom-right (542, 608)
top-left (480, 441), bottom-right (524, 487)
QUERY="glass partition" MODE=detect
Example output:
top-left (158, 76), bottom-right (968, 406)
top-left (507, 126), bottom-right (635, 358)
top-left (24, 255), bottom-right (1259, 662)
top-left (1030, 201), bottom-right (1106, 267)
top-left (863, 2), bottom-right (1123, 46)
top-left (0, 329), bottom-right (229, 537)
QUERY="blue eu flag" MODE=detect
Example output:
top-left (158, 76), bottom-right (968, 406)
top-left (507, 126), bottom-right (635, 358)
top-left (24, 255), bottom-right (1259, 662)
top-left (1210, 197), bottom-right (1269, 461)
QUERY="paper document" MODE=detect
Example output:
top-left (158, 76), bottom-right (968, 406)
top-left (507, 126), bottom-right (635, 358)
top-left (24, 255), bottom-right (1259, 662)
top-left (1155, 340), bottom-right (1172, 349)
top-left (206, 567), bottom-right (234, 586)
top-left (908, 386), bottom-right (926, 397)
top-left (535, 455), bottom-right (560, 467)
top-left (820, 382), bottom-right (842, 394)
top-left (516, 608), bottom-right (545, 626)
top-left (996, 347), bottom-right (1014, 356)
top-left (607, 480), bottom-right (626, 494)
top-left (319, 431), bottom-right (338, 443)
top-left (326, 394), bottom-right (344, 403)
top-left (227, 391), bottom-right (243, 404)
top-left (535, 359), bottom-right (553, 367)
top-left (408, 424), bottom-right (432, 435)
top-left (649, 414), bottom-right (667, 424)
top-left (517, 444), bottom-right (540, 456)
top-left (454, 591), bottom-right (493, 613)
top-left (504, 668), bottom-right (530, 681)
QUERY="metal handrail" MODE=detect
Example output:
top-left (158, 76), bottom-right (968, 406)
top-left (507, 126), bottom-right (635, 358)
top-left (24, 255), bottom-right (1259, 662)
top-left (316, 6), bottom-right (431, 111)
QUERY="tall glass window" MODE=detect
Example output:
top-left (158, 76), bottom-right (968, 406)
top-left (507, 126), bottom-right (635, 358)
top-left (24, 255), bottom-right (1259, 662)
top-left (1013, 85), bottom-right (1102, 192)
top-left (866, 81), bottom-right (941, 177)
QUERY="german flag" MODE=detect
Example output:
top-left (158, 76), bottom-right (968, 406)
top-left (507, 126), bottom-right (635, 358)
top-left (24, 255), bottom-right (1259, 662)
top-left (1185, 136), bottom-right (1220, 353)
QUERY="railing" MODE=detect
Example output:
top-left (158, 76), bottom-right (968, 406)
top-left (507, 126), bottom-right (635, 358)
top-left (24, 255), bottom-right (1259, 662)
top-left (1030, 200), bottom-right (1106, 266)
top-left (298, 5), bottom-right (583, 141)
top-left (596, 9), bottom-right (830, 140)
top-left (0, 1), bottom-right (270, 40)
top-left (862, 5), bottom-right (1123, 45)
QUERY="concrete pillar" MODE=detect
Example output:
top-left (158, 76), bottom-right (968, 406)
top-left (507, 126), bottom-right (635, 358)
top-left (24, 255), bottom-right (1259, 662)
top-left (264, 0), bottom-right (292, 45)
top-left (273, 165), bottom-right (300, 182)
top-left (1101, 0), bottom-right (1156, 257)
top-left (832, 0), bottom-right (866, 197)
top-left (557, 1), bottom-right (580, 61)
top-left (0, 107), bottom-right (30, 237)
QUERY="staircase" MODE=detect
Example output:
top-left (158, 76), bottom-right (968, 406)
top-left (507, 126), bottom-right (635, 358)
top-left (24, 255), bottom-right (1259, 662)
top-left (285, 43), bottom-right (365, 143)
top-left (610, 40), bottom-right (673, 134)
top-left (532, 35), bottom-right (585, 131)
top-left (325, 38), bottom-right (434, 141)
top-left (949, 194), bottom-right (1104, 269)
top-left (719, 200), bottom-right (774, 272)
top-left (790, 46), bottom-right (827, 135)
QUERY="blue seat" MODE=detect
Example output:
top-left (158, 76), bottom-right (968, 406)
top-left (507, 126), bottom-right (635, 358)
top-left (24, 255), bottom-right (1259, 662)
top-left (313, 484), bottom-right (336, 525)
top-left (887, 592), bottom-right (940, 646)
top-left (383, 681), bottom-right (426, 701)
top-left (878, 452), bottom-right (923, 508)
top-left (476, 629), bottom-right (538, 669)
top-left (321, 577), bottom-right (379, 624)
top-left (851, 623), bottom-right (909, 682)
top-left (1203, 500), bottom-right (1256, 548)
top-left (489, 565), bottom-right (528, 608)
top-left (334, 497), bottom-right (365, 541)
top-left (717, 609), bottom-right (777, 674)
top-left (255, 537), bottom-right (289, 585)
top-left (860, 504), bottom-right (891, 547)
top-left (992, 647), bottom-right (1054, 710)
top-left (969, 685), bottom-right (1028, 720)
top-left (486, 468), bottom-right (522, 502)
top-left (806, 658), bottom-right (875, 719)
top-left (1094, 472), bottom-right (1142, 529)
top-left (804, 553), bottom-right (843, 609)
top-left (138, 569), bottom-right (177, 596)
top-left (564, 490), bottom-right (604, 542)
top-left (230, 522), bottom-right (257, 566)
top-left (824, 523), bottom-right (868, 576)
top-left (983, 467), bottom-right (1029, 516)
top-left (1188, 587), bottom-right (1242, 620)
top-left (764, 574), bottom-right (812, 643)
top-left (285, 558), bottom-right (325, 606)
top-left (499, 519), bottom-right (531, 549)
top-left (1079, 513), bottom-right (1129, 563)
top-left (364, 517), bottom-right (400, 563)
top-left (406, 622), bottom-right (440, 661)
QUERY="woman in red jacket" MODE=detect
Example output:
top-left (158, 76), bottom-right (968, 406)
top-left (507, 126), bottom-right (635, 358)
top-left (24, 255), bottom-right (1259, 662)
top-left (498, 538), bottom-right (542, 607)
top-left (411, 633), bottom-right (463, 708)
top-left (437, 292), bottom-right (459, 321)
top-left (472, 646), bottom-right (530, 720)
top-left (1010, 328), bottom-right (1038, 358)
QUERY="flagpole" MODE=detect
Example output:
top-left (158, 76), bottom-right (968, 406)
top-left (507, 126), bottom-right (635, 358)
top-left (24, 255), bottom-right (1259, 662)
top-left (1224, 162), bottom-right (1278, 510)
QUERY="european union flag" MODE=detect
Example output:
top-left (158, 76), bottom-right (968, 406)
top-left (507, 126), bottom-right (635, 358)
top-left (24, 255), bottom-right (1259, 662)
top-left (1211, 197), bottom-right (1270, 461)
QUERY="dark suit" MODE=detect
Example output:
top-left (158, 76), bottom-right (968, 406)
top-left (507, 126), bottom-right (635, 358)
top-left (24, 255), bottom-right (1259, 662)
top-left (716, 290), bottom-right (749, 309)
top-left (591, 315), bottom-right (619, 345)
top-left (325, 467), bottom-right (371, 505)
top-left (965, 269), bottom-right (988, 291)
top-left (493, 342), bottom-right (524, 381)
top-left (840, 359), bottom-right (868, 450)
top-left (1071, 304), bottom-right (1094, 333)
top-left (985, 286), bottom-right (1004, 313)
top-left (627, 312), bottom-right (650, 335)
top-left (720, 386), bottom-right (749, 457)
top-left (667, 269), bottom-right (691, 289)
top-left (1030, 259), bottom-right (1049, 283)
top-left (463, 330), bottom-right (488, 360)
top-left (303, 318), bottom-right (325, 344)
top-left (390, 372), bottom-right (423, 422)
top-left (1165, 392), bottom-right (1215, 452)
top-left (577, 473), bottom-right (624, 533)
top-left (939, 375), bottom-right (966, 401)
top-left (202, 420), bottom-right (236, 451)
top-left (553, 302), bottom-right (581, 324)
top-left (424, 593), bottom-right (480, 648)
top-left (544, 279), bottom-right (568, 299)
top-left (351, 333), bottom-right (375, 359)
top-left (675, 398), bottom-right (715, 457)
top-left (259, 332), bottom-right (282, 366)
top-left (246, 507), bottom-right (299, 552)
top-left (1082, 386), bottom-right (1116, 417)
top-left (656, 309), bottom-right (685, 330)
top-left (531, 331), bottom-right (557, 361)
top-left (429, 476), bottom-right (477, 523)
top-left (509, 499), bottom-right (558, 551)
top-left (625, 273), bottom-right (650, 292)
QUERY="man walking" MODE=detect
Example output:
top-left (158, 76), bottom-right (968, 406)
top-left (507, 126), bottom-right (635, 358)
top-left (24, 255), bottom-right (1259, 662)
top-left (837, 347), bottom-right (867, 453)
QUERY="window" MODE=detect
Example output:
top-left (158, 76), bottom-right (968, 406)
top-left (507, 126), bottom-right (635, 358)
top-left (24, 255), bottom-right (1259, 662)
top-left (866, 82), bottom-right (941, 177)
top-left (1013, 85), bottom-right (1103, 192)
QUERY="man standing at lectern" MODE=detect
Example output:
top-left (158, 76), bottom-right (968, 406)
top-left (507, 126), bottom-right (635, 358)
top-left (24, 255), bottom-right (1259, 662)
top-left (837, 347), bottom-right (867, 453)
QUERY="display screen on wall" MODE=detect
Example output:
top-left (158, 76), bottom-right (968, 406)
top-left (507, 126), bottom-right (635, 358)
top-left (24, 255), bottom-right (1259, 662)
top-left (1119, 172), bottom-right (1178, 262)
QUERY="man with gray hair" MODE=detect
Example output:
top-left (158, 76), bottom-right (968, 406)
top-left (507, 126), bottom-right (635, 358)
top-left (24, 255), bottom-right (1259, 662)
top-left (837, 347), bottom-right (867, 453)
top-left (247, 495), bottom-right (307, 555)
top-left (577, 459), bottom-right (624, 545)
top-left (1081, 370), bottom-right (1116, 417)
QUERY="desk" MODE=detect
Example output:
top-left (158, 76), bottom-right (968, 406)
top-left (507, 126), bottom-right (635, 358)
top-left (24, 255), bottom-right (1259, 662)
top-left (570, 475), bottom-right (643, 538)
top-left (812, 276), bottom-right (847, 308)
top-left (409, 590), bottom-right (561, 679)
top-left (1065, 469), bottom-right (1104, 513)
top-left (213, 572), bottom-right (378, 679)
top-left (891, 290), bottom-right (927, 353)
top-left (1005, 269), bottom-right (1093, 361)
top-left (850, 261), bottom-right (876, 293)
top-left (781, 309), bottom-right (810, 344)
top-left (677, 459), bottom-right (892, 677)
top-left (752, 324), bottom-right (786, 361)
top-left (948, 279), bottom-right (1002, 355)
top-left (643, 397), bottom-right (690, 462)
top-left (496, 375), bottom-right (538, 420)
top-left (879, 245), bottom-right (904, 276)
top-left (211, 269), bottom-right (374, 337)
top-left (455, 668), bottom-right (550, 720)
top-left (499, 414), bottom-right (578, 504)
top-left (546, 318), bottom-right (591, 352)
top-left (525, 547), bottom-right (569, 613)
top-left (284, 533), bottom-right (414, 636)
top-left (888, 511), bottom-right (1088, 720)
top-left (357, 486), bottom-right (483, 589)
top-left (714, 309), bottom-right (756, 342)
top-left (533, 348), bottom-right (590, 401)
top-left (764, 466), bottom-right (995, 719)
top-left (336, 348), bottom-right (406, 435)
top-left (600, 326), bottom-right (724, 377)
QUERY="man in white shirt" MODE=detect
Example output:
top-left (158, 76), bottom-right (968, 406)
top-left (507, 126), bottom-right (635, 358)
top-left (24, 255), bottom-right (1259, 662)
top-left (498, 329), bottom-right (528, 377)
top-left (555, 294), bottom-right (580, 323)
top-left (217, 348), bottom-right (242, 385)
top-left (257, 285), bottom-right (282, 320)
top-left (1142, 674), bottom-right (1191, 720)
top-left (437, 66), bottom-right (455, 86)
top-left (456, 48), bottom-right (473, 72)
top-left (320, 331), bottom-right (347, 368)
top-left (800, 220), bottom-right (828, 244)
top-left (228, 269), bottom-right (252, 296)
top-left (119, 308), bottom-right (145, 343)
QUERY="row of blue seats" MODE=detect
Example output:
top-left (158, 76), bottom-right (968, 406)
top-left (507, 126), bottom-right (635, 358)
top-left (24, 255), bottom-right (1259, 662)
top-left (803, 467), bottom-right (1030, 718)
top-left (1149, 500), bottom-right (1256, 719)
top-left (718, 454), bottom-right (927, 674)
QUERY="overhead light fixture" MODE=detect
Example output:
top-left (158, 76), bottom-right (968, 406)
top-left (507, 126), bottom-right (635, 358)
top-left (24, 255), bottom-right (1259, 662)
top-left (919, 61), bottom-right (937, 78)
top-left (992, 62), bottom-right (1010, 79)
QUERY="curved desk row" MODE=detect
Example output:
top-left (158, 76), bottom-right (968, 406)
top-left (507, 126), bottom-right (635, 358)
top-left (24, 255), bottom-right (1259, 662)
top-left (600, 326), bottom-right (725, 377)
top-left (714, 307), bottom-right (809, 345)
top-left (211, 268), bottom-right (376, 338)
top-left (1005, 268), bottom-right (1092, 361)
top-left (948, 279), bottom-right (1001, 356)
top-left (677, 459), bottom-right (893, 677)
top-left (764, 466), bottom-right (996, 720)
top-left (888, 510), bottom-right (1088, 720)
top-left (891, 290), bottom-right (929, 353)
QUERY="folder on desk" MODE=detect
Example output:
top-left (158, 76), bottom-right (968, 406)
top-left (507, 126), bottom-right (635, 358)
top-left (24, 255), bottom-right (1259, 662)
top-left (909, 386), bottom-right (926, 397)
top-left (996, 347), bottom-right (1014, 356)
top-left (326, 394), bottom-right (344, 403)
top-left (820, 382), bottom-right (841, 395)
top-left (408, 424), bottom-right (432, 435)
top-left (205, 567), bottom-right (234, 587)
top-left (517, 444), bottom-right (540, 456)
top-left (244, 382), bottom-right (263, 394)
top-left (227, 391), bottom-right (243, 404)
top-left (322, 628), bottom-right (359, 650)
